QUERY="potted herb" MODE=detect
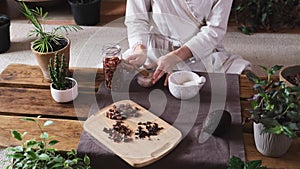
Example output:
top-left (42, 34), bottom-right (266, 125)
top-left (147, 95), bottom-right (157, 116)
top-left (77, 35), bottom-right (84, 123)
top-left (49, 52), bottom-right (78, 103)
top-left (19, 1), bottom-right (82, 80)
top-left (0, 14), bottom-right (10, 53)
top-left (246, 65), bottom-right (300, 157)
top-left (68, 0), bottom-right (101, 26)
top-left (3, 116), bottom-right (91, 169)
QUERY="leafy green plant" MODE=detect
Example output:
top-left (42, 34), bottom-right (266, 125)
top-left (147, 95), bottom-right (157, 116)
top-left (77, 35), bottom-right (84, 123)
top-left (19, 1), bottom-right (82, 52)
top-left (228, 156), bottom-right (267, 169)
top-left (3, 116), bottom-right (90, 169)
top-left (48, 52), bottom-right (72, 90)
top-left (232, 0), bottom-right (300, 34)
top-left (246, 65), bottom-right (300, 138)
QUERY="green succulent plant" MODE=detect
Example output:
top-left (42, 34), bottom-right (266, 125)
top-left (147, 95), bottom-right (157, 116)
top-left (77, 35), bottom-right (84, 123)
top-left (2, 116), bottom-right (90, 169)
top-left (246, 65), bottom-right (300, 138)
top-left (19, 1), bottom-right (82, 53)
top-left (48, 53), bottom-right (72, 90)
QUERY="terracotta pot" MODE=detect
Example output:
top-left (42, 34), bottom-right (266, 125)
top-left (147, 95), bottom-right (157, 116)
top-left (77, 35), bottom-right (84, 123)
top-left (31, 37), bottom-right (70, 80)
top-left (50, 77), bottom-right (78, 103)
top-left (279, 65), bottom-right (300, 87)
top-left (253, 123), bottom-right (292, 157)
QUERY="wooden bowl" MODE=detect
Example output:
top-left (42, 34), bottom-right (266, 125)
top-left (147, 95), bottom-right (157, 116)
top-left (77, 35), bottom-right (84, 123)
top-left (279, 65), bottom-right (300, 87)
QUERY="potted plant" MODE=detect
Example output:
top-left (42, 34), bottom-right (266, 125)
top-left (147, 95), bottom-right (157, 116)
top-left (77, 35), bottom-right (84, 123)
top-left (3, 116), bottom-right (91, 168)
top-left (68, 0), bottom-right (101, 26)
top-left (246, 65), bottom-right (300, 157)
top-left (279, 65), bottom-right (300, 87)
top-left (19, 1), bottom-right (82, 80)
top-left (48, 52), bottom-right (78, 103)
top-left (232, 0), bottom-right (300, 34)
top-left (0, 14), bottom-right (10, 53)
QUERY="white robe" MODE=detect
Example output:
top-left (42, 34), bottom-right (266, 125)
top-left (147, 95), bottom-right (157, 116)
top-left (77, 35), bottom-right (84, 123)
top-left (124, 0), bottom-right (251, 74)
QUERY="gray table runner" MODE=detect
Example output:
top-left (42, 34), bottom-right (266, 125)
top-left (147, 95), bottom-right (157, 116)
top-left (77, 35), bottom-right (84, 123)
top-left (77, 72), bottom-right (245, 169)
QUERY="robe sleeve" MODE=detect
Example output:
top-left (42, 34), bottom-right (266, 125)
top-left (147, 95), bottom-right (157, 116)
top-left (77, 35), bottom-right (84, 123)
top-left (184, 0), bottom-right (233, 62)
top-left (124, 0), bottom-right (152, 51)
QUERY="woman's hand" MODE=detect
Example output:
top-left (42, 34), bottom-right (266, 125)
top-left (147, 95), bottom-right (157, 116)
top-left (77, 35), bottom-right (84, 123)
top-left (124, 44), bottom-right (147, 67)
top-left (152, 45), bottom-right (193, 86)
top-left (152, 52), bottom-right (180, 86)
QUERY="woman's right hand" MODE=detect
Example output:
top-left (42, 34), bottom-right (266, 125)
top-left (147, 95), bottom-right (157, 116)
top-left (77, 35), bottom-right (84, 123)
top-left (124, 44), bottom-right (147, 67)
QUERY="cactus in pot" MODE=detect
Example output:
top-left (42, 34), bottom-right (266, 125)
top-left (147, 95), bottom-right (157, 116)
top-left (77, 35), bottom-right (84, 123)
top-left (48, 52), bottom-right (78, 103)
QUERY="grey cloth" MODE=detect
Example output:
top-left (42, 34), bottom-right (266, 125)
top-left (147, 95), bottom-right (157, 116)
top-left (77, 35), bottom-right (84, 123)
top-left (77, 72), bottom-right (245, 169)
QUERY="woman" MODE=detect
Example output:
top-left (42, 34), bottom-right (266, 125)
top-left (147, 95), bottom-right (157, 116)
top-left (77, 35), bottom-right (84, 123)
top-left (124, 0), bottom-right (251, 86)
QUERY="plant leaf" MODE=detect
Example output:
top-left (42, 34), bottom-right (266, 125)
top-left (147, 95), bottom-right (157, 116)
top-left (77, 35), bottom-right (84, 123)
top-left (39, 153), bottom-right (50, 161)
top-left (22, 118), bottom-right (36, 122)
top-left (26, 150), bottom-right (38, 159)
top-left (11, 130), bottom-right (22, 141)
top-left (246, 71), bottom-right (259, 83)
top-left (43, 120), bottom-right (54, 127)
top-left (228, 156), bottom-right (244, 169)
top-left (245, 159), bottom-right (263, 169)
top-left (49, 140), bottom-right (60, 146)
top-left (282, 126), bottom-right (297, 138)
top-left (40, 132), bottom-right (49, 139)
top-left (84, 155), bottom-right (90, 166)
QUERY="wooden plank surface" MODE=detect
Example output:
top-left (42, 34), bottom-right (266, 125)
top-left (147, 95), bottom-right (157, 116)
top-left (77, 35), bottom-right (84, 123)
top-left (0, 64), bottom-right (104, 91)
top-left (0, 115), bottom-right (82, 152)
top-left (0, 64), bottom-right (299, 169)
top-left (0, 86), bottom-right (94, 119)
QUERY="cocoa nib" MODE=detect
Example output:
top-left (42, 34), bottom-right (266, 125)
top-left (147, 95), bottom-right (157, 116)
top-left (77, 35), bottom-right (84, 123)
top-left (135, 121), bottom-right (164, 139)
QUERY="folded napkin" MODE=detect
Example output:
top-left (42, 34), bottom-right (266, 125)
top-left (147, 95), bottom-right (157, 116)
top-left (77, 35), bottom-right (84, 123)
top-left (77, 72), bottom-right (245, 169)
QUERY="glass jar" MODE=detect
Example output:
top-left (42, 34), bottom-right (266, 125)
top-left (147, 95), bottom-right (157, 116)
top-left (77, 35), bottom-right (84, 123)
top-left (102, 43), bottom-right (122, 89)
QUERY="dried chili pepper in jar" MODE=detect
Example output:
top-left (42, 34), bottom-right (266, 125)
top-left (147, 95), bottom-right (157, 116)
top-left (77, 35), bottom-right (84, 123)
top-left (102, 43), bottom-right (122, 89)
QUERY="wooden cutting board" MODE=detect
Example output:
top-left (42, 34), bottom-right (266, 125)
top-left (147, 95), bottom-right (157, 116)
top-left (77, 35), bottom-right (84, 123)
top-left (84, 100), bottom-right (182, 168)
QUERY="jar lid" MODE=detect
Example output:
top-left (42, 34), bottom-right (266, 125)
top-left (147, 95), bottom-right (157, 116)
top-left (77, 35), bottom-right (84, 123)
top-left (102, 43), bottom-right (121, 56)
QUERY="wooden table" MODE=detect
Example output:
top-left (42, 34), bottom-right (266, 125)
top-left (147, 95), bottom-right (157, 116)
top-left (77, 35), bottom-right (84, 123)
top-left (0, 64), bottom-right (299, 169)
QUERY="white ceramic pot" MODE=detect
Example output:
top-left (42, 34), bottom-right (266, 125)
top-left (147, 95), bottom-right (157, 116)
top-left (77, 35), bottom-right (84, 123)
top-left (50, 77), bottom-right (78, 103)
top-left (253, 123), bottom-right (292, 157)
